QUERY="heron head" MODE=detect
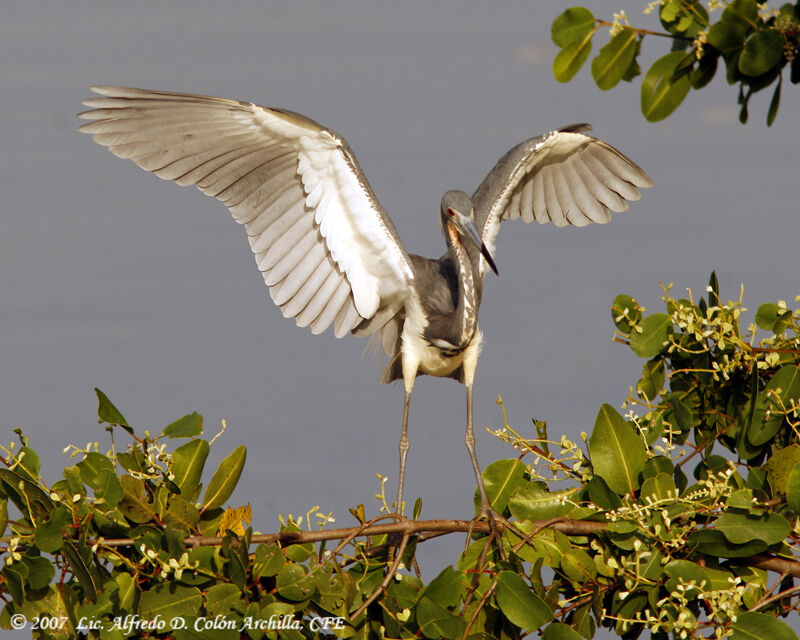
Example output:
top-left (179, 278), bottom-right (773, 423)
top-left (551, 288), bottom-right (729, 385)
top-left (440, 191), bottom-right (498, 275)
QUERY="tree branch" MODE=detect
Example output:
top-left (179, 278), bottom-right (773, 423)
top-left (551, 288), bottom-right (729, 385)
top-left (90, 517), bottom-right (607, 549)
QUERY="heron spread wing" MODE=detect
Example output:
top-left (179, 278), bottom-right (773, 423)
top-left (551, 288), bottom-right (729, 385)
top-left (472, 124), bottom-right (653, 276)
top-left (79, 86), bottom-right (414, 337)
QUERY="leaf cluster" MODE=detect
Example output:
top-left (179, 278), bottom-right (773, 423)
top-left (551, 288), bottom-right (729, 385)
top-left (2, 274), bottom-right (800, 638)
top-left (551, 2), bottom-right (800, 125)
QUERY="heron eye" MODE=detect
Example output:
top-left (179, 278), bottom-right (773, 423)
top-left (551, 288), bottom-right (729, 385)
top-left (447, 208), bottom-right (454, 216)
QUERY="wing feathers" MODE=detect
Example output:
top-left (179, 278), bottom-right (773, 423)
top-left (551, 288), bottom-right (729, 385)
top-left (473, 127), bottom-right (652, 274)
top-left (80, 86), bottom-right (414, 338)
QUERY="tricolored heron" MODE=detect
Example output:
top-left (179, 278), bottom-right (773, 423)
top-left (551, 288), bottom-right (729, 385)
top-left (79, 86), bottom-right (652, 519)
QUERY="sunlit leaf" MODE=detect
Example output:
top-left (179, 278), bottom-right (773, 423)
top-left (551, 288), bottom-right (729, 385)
top-left (275, 563), bottom-right (314, 601)
top-left (641, 52), bottom-right (692, 121)
top-left (417, 596), bottom-right (466, 639)
top-left (591, 30), bottom-right (637, 90)
top-left (202, 445), bottom-right (246, 511)
top-left (554, 38), bottom-right (593, 83)
top-left (422, 566), bottom-right (466, 607)
top-left (588, 404), bottom-right (646, 495)
top-left (495, 571), bottom-right (552, 631)
top-left (509, 483), bottom-right (574, 521)
top-left (34, 506), bottom-right (69, 553)
top-left (139, 583), bottom-right (202, 619)
top-left (629, 313), bottom-right (672, 358)
top-left (715, 511), bottom-right (791, 545)
top-left (749, 365), bottom-right (800, 445)
top-left (611, 294), bottom-right (641, 334)
top-left (543, 621), bottom-right (585, 640)
top-left (476, 458), bottom-right (526, 515)
top-left (95, 388), bottom-right (131, 433)
top-left (162, 412), bottom-right (203, 438)
top-left (551, 7), bottom-right (595, 47)
top-left (731, 611), bottom-right (798, 640)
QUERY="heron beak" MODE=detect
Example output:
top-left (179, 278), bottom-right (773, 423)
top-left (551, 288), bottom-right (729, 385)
top-left (455, 214), bottom-right (499, 276)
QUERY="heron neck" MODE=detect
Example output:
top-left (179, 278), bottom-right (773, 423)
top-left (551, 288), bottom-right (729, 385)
top-left (448, 238), bottom-right (480, 346)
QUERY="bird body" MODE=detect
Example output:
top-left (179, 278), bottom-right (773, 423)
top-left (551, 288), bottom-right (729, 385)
top-left (79, 86), bottom-right (652, 515)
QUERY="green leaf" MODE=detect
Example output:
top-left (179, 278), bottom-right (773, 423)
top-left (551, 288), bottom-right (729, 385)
top-left (551, 7), bottom-right (595, 47)
top-left (162, 412), bottom-right (204, 438)
top-left (275, 563), bottom-right (314, 601)
top-left (715, 511), bottom-right (791, 545)
top-left (509, 483), bottom-right (574, 521)
top-left (115, 572), bottom-right (137, 610)
top-left (637, 359), bottom-right (665, 402)
top-left (495, 571), bottom-right (552, 631)
top-left (755, 302), bottom-right (792, 333)
top-left (119, 475), bottom-right (156, 523)
top-left (588, 404), bottom-right (646, 495)
top-left (767, 74), bottom-right (781, 126)
top-left (204, 583), bottom-right (242, 617)
top-left (34, 505), bottom-right (69, 552)
top-left (253, 543), bottom-right (285, 579)
top-left (749, 365), bottom-right (800, 445)
top-left (502, 526), bottom-right (569, 567)
top-left (786, 463), bottom-right (800, 513)
top-left (95, 388), bottom-right (131, 432)
top-left (554, 38), bottom-right (593, 83)
top-left (543, 622), bottom-right (586, 640)
top-left (422, 566), bottom-right (465, 607)
top-left (164, 495), bottom-right (201, 530)
top-left (668, 392), bottom-right (694, 432)
top-left (591, 30), bottom-right (638, 91)
top-left (629, 313), bottom-right (672, 357)
top-left (417, 596), bottom-right (466, 639)
top-left (77, 451), bottom-right (115, 486)
top-left (24, 555), bottom-right (55, 591)
top-left (722, 0), bottom-right (759, 28)
top-left (90, 468), bottom-right (124, 508)
top-left (765, 444), bottom-right (800, 495)
top-left (587, 476), bottom-right (622, 509)
top-left (739, 30), bottom-right (785, 76)
top-left (139, 583), bottom-right (202, 619)
top-left (476, 458), bottom-right (526, 514)
top-left (172, 439), bottom-right (210, 498)
top-left (641, 52), bottom-right (692, 122)
top-left (612, 294), bottom-right (641, 333)
top-left (560, 549), bottom-right (597, 583)
top-left (664, 559), bottom-right (709, 589)
top-left (731, 611), bottom-right (799, 640)
top-left (640, 472), bottom-right (677, 501)
top-left (202, 445), bottom-right (246, 511)
top-left (16, 446), bottom-right (40, 479)
top-left (707, 22), bottom-right (747, 53)
top-left (661, 1), bottom-right (681, 22)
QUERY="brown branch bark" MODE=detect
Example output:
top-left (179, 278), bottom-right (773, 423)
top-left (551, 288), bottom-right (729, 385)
top-left (742, 553), bottom-right (800, 579)
top-left (80, 519), bottom-right (800, 580)
top-left (91, 517), bottom-right (607, 548)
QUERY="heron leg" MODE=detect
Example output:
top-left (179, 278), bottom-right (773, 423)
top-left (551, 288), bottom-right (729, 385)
top-left (465, 384), bottom-right (492, 514)
top-left (395, 389), bottom-right (412, 515)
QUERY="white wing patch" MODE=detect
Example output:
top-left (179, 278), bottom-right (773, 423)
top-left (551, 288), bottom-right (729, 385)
top-left (293, 131), bottom-right (412, 318)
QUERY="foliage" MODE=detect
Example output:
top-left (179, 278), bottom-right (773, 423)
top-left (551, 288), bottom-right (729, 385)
top-left (2, 274), bottom-right (800, 639)
top-left (551, 2), bottom-right (800, 125)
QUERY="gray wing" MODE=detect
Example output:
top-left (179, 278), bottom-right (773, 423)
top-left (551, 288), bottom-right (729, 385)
top-left (473, 124), bottom-right (653, 276)
top-left (79, 86), bottom-right (414, 337)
